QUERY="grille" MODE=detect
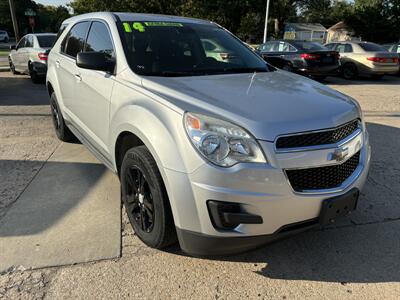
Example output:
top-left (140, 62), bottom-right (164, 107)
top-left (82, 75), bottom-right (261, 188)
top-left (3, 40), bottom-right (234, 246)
top-left (276, 120), bottom-right (359, 149)
top-left (285, 151), bottom-right (361, 192)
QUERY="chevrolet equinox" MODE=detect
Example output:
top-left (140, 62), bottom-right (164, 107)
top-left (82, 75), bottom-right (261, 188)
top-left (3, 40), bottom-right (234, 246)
top-left (46, 13), bottom-right (371, 256)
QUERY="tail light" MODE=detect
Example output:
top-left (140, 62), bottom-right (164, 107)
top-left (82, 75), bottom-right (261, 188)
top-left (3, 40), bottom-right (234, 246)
top-left (38, 52), bottom-right (48, 61)
top-left (300, 53), bottom-right (320, 60)
top-left (393, 57), bottom-right (399, 63)
top-left (367, 57), bottom-right (388, 63)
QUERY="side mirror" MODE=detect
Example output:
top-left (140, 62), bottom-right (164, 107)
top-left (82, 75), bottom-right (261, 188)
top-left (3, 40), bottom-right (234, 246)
top-left (76, 52), bottom-right (115, 73)
top-left (9, 45), bottom-right (16, 50)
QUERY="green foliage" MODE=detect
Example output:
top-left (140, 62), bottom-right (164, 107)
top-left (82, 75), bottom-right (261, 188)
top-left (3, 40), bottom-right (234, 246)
top-left (0, 0), bottom-right (70, 35)
top-left (1, 0), bottom-right (399, 43)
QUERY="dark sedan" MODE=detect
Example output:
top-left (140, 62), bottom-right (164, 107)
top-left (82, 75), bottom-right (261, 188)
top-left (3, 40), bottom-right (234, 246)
top-left (256, 40), bottom-right (340, 80)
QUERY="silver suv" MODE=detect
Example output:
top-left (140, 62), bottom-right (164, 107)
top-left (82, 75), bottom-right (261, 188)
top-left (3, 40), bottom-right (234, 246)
top-left (47, 13), bottom-right (371, 256)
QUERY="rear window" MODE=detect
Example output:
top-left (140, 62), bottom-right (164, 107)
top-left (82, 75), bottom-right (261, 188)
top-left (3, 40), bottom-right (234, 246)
top-left (37, 35), bottom-right (56, 48)
top-left (291, 41), bottom-right (327, 51)
top-left (359, 43), bottom-right (387, 52)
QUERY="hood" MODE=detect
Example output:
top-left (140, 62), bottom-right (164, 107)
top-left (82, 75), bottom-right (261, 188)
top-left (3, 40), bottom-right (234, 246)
top-left (142, 71), bottom-right (360, 141)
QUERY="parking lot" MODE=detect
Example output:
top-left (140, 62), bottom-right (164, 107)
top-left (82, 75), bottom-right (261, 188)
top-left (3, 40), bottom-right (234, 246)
top-left (1, 71), bottom-right (400, 299)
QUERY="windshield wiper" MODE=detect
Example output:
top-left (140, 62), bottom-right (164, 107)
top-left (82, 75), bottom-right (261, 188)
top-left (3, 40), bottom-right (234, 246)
top-left (151, 71), bottom-right (201, 77)
top-left (222, 67), bottom-right (269, 73)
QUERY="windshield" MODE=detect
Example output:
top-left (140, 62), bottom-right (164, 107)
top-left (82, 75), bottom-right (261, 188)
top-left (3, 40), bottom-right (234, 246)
top-left (359, 43), bottom-right (387, 52)
top-left (291, 41), bottom-right (327, 51)
top-left (37, 35), bottom-right (56, 48)
top-left (118, 20), bottom-right (269, 76)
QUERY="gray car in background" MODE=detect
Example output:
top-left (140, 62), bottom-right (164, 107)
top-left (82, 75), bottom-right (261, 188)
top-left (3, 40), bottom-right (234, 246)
top-left (0, 30), bottom-right (10, 43)
top-left (325, 41), bottom-right (399, 79)
top-left (9, 33), bottom-right (56, 83)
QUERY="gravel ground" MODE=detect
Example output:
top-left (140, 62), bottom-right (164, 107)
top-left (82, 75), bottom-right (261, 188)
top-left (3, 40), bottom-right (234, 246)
top-left (1, 72), bottom-right (400, 299)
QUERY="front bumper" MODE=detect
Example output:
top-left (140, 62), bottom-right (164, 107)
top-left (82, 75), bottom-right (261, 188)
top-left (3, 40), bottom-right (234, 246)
top-left (166, 130), bottom-right (371, 256)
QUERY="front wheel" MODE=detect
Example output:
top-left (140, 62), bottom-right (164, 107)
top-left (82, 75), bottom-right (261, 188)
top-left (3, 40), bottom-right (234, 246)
top-left (9, 58), bottom-right (17, 74)
top-left (121, 146), bottom-right (177, 249)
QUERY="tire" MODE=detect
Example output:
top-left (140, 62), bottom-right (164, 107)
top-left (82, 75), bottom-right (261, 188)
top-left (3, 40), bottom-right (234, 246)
top-left (313, 75), bottom-right (326, 81)
top-left (121, 146), bottom-right (177, 249)
top-left (371, 74), bottom-right (384, 80)
top-left (29, 63), bottom-right (42, 84)
top-left (282, 63), bottom-right (293, 72)
top-left (9, 58), bottom-right (17, 75)
top-left (342, 63), bottom-right (358, 80)
top-left (50, 93), bottom-right (76, 142)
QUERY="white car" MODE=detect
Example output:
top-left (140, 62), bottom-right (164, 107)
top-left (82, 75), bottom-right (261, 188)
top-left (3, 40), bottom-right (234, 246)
top-left (9, 33), bottom-right (56, 83)
top-left (0, 30), bottom-right (9, 43)
top-left (47, 12), bottom-right (371, 256)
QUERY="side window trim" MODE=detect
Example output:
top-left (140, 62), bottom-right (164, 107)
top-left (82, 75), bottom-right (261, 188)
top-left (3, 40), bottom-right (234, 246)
top-left (83, 19), bottom-right (116, 58)
top-left (61, 20), bottom-right (90, 60)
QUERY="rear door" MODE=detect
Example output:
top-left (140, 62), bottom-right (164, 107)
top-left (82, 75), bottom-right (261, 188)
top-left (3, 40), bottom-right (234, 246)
top-left (74, 20), bottom-right (116, 153)
top-left (57, 21), bottom-right (90, 117)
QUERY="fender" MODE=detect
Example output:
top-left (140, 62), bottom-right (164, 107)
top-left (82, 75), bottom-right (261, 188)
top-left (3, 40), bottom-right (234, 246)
top-left (110, 104), bottom-right (204, 174)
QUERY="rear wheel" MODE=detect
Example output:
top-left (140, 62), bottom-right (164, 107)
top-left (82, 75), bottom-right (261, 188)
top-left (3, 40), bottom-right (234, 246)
top-left (342, 63), bottom-right (358, 80)
top-left (29, 63), bottom-right (42, 84)
top-left (313, 75), bottom-right (326, 81)
top-left (282, 63), bottom-right (293, 72)
top-left (371, 74), bottom-right (384, 80)
top-left (121, 146), bottom-right (177, 249)
top-left (50, 93), bottom-right (76, 142)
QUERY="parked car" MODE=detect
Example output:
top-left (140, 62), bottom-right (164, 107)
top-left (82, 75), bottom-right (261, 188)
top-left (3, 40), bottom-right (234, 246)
top-left (256, 40), bottom-right (340, 80)
top-left (8, 33), bottom-right (56, 83)
top-left (382, 43), bottom-right (400, 54)
top-left (0, 30), bottom-right (9, 43)
top-left (325, 41), bottom-right (399, 79)
top-left (47, 13), bottom-right (370, 256)
top-left (382, 43), bottom-right (400, 75)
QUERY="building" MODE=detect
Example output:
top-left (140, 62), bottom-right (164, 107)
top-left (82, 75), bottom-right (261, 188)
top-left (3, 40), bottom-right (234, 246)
top-left (283, 23), bottom-right (327, 43)
top-left (326, 21), bottom-right (360, 43)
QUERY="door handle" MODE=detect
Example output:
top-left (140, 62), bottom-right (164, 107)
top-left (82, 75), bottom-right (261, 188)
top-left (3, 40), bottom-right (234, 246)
top-left (55, 60), bottom-right (60, 68)
top-left (74, 73), bottom-right (82, 82)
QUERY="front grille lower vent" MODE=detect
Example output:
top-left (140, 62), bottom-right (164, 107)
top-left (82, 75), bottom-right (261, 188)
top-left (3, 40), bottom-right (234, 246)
top-left (276, 120), bottom-right (359, 149)
top-left (285, 151), bottom-right (361, 192)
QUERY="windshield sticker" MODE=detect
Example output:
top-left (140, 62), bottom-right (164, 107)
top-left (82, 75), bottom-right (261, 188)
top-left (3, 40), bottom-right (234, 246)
top-left (122, 21), bottom-right (184, 33)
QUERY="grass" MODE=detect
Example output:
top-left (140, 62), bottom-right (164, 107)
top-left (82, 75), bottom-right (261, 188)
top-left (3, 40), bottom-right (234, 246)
top-left (0, 50), bottom-right (9, 57)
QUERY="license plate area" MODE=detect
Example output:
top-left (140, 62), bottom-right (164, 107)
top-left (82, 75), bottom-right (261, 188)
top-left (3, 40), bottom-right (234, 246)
top-left (319, 188), bottom-right (359, 225)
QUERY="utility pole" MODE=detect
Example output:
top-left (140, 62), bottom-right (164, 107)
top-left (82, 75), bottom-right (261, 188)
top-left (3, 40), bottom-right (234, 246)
top-left (263, 0), bottom-right (271, 43)
top-left (8, 0), bottom-right (20, 42)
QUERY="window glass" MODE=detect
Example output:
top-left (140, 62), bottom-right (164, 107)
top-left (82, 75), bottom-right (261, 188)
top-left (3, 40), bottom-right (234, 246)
top-left (358, 42), bottom-right (386, 52)
top-left (37, 35), bottom-right (56, 48)
top-left (24, 36), bottom-right (33, 47)
top-left (336, 44), bottom-right (353, 53)
top-left (118, 20), bottom-right (269, 76)
top-left (17, 37), bottom-right (26, 49)
top-left (64, 21), bottom-right (90, 58)
top-left (85, 22), bottom-right (115, 59)
top-left (260, 42), bottom-right (278, 52)
top-left (325, 43), bottom-right (336, 50)
top-left (291, 41), bottom-right (326, 51)
top-left (397, 45), bottom-right (400, 53)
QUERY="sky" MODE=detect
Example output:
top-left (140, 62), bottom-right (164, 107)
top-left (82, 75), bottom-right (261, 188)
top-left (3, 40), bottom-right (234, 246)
top-left (35, 0), bottom-right (70, 6)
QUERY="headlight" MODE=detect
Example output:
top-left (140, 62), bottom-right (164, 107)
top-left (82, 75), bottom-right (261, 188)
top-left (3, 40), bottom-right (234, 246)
top-left (184, 112), bottom-right (267, 167)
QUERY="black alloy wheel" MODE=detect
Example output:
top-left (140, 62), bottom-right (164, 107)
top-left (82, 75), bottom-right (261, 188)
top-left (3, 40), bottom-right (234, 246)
top-left (124, 166), bottom-right (155, 233)
top-left (121, 146), bottom-right (177, 249)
